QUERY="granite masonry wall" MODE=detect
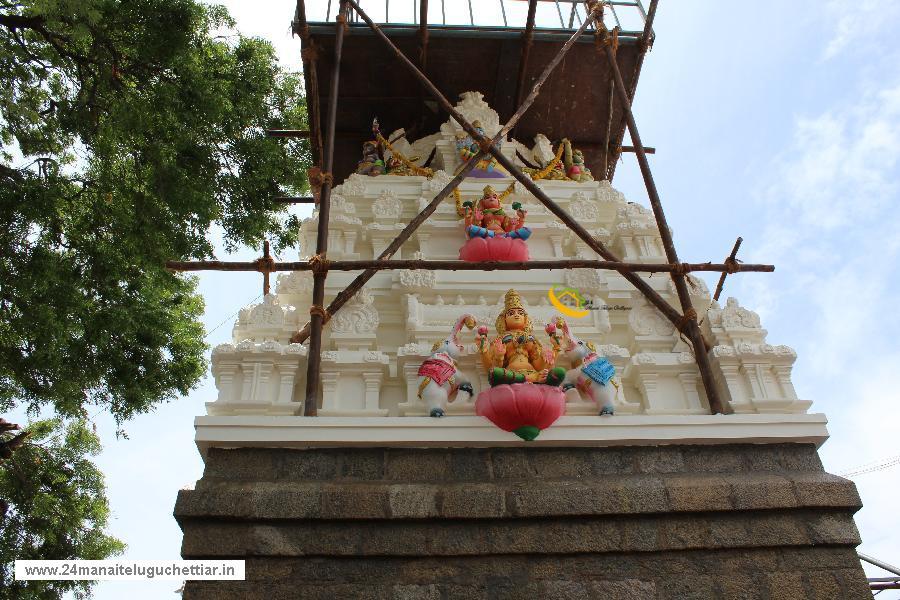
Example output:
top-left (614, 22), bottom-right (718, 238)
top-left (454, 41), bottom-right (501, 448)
top-left (175, 444), bottom-right (868, 599)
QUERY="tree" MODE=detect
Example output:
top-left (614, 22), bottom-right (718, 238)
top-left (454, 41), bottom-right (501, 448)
top-left (0, 419), bottom-right (125, 600)
top-left (0, 0), bottom-right (308, 595)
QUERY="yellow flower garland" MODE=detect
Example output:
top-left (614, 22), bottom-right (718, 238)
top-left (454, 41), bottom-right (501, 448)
top-left (376, 133), bottom-right (434, 178)
top-left (529, 143), bottom-right (566, 181)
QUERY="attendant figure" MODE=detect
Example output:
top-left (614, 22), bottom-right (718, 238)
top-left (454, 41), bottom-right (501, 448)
top-left (563, 139), bottom-right (594, 182)
top-left (416, 314), bottom-right (477, 417)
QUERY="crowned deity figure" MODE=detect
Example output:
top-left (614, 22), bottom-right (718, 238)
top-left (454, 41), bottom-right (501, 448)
top-left (355, 140), bottom-right (385, 176)
top-left (458, 185), bottom-right (531, 241)
top-left (476, 290), bottom-right (566, 387)
top-left (454, 120), bottom-right (508, 178)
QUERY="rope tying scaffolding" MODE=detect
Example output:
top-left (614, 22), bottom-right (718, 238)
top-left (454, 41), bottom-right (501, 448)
top-left (724, 256), bottom-right (740, 274)
top-left (309, 305), bottom-right (331, 323)
top-left (335, 13), bottom-right (349, 34)
top-left (296, 23), bottom-right (311, 42)
top-left (676, 307), bottom-right (698, 333)
top-left (254, 256), bottom-right (276, 273)
top-left (308, 254), bottom-right (330, 274)
top-left (671, 262), bottom-right (692, 276)
top-left (309, 170), bottom-right (334, 189)
top-left (300, 44), bottom-right (320, 63)
top-left (597, 23), bottom-right (619, 55)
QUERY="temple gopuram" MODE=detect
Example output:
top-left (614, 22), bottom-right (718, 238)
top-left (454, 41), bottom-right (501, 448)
top-left (172, 2), bottom-right (870, 598)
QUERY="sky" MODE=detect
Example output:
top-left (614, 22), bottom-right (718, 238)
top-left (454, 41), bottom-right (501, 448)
top-left (42, 0), bottom-right (900, 597)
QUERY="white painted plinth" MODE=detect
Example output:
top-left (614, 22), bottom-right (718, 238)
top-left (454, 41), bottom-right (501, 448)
top-left (193, 413), bottom-right (829, 456)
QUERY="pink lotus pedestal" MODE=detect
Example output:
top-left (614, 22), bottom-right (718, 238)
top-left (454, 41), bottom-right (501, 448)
top-left (458, 237), bottom-right (529, 262)
top-left (475, 383), bottom-right (566, 441)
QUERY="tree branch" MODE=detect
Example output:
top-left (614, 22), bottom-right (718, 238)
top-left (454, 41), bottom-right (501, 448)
top-left (0, 12), bottom-right (44, 31)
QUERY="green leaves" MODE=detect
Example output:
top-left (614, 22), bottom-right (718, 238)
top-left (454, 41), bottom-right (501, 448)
top-left (1, 1), bottom-right (307, 594)
top-left (0, 418), bottom-right (125, 599)
top-left (0, 0), bottom-right (308, 422)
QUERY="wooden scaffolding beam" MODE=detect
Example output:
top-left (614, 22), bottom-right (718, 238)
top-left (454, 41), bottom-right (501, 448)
top-left (166, 257), bottom-right (774, 275)
top-left (302, 1), bottom-right (348, 415)
top-left (600, 21), bottom-right (724, 413)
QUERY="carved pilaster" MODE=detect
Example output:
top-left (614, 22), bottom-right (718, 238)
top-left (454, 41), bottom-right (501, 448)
top-left (277, 364), bottom-right (300, 405)
top-left (399, 363), bottom-right (425, 415)
top-left (636, 373), bottom-right (658, 410)
top-left (719, 364), bottom-right (751, 413)
top-left (214, 364), bottom-right (238, 404)
top-left (362, 372), bottom-right (384, 412)
top-left (343, 230), bottom-right (358, 255)
top-left (549, 234), bottom-right (564, 258)
top-left (678, 372), bottom-right (702, 411)
top-left (741, 363), bottom-right (768, 402)
top-left (773, 365), bottom-right (798, 400)
top-left (320, 372), bottom-right (340, 411)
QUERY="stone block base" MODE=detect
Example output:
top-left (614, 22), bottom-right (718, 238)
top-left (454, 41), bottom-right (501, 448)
top-left (175, 444), bottom-right (868, 599)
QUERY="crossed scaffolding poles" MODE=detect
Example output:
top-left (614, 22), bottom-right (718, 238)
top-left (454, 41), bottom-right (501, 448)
top-left (167, 0), bottom-right (773, 417)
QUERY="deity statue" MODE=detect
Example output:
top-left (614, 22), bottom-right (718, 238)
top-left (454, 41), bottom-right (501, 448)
top-left (476, 289), bottom-right (566, 387)
top-left (563, 139), bottom-right (594, 183)
top-left (454, 120), bottom-right (508, 178)
top-left (355, 140), bottom-right (385, 176)
top-left (460, 185), bottom-right (530, 240)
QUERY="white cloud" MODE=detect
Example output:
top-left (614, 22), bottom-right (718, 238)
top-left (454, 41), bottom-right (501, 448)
top-left (744, 52), bottom-right (900, 584)
top-left (822, 0), bottom-right (900, 60)
top-left (759, 85), bottom-right (900, 234)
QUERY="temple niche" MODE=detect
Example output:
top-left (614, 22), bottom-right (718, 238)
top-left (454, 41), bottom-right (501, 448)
top-left (205, 92), bottom-right (807, 419)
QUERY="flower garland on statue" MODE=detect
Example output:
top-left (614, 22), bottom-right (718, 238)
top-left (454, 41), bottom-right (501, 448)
top-left (375, 133), bottom-right (434, 178)
top-left (452, 142), bottom-right (565, 216)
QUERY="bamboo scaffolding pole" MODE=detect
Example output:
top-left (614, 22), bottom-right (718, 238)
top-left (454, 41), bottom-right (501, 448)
top-left (167, 258), bottom-right (774, 275)
top-left (512, 0), bottom-right (538, 133)
top-left (620, 145), bottom-right (655, 154)
top-left (303, 1), bottom-right (347, 415)
top-left (284, 0), bottom-right (602, 347)
top-left (487, 144), bottom-right (687, 328)
top-left (602, 74), bottom-right (614, 180)
top-left (607, 0), bottom-right (657, 179)
top-left (259, 241), bottom-right (275, 295)
top-left (713, 236), bottom-right (742, 301)
top-left (344, 0), bottom-right (687, 331)
top-left (288, 150), bottom-right (488, 345)
top-left (293, 1), bottom-right (324, 163)
top-left (602, 34), bottom-right (726, 415)
top-left (418, 0), bottom-right (429, 68)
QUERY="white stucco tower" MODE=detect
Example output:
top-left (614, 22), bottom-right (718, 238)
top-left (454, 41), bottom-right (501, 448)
top-left (197, 93), bottom-right (821, 448)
